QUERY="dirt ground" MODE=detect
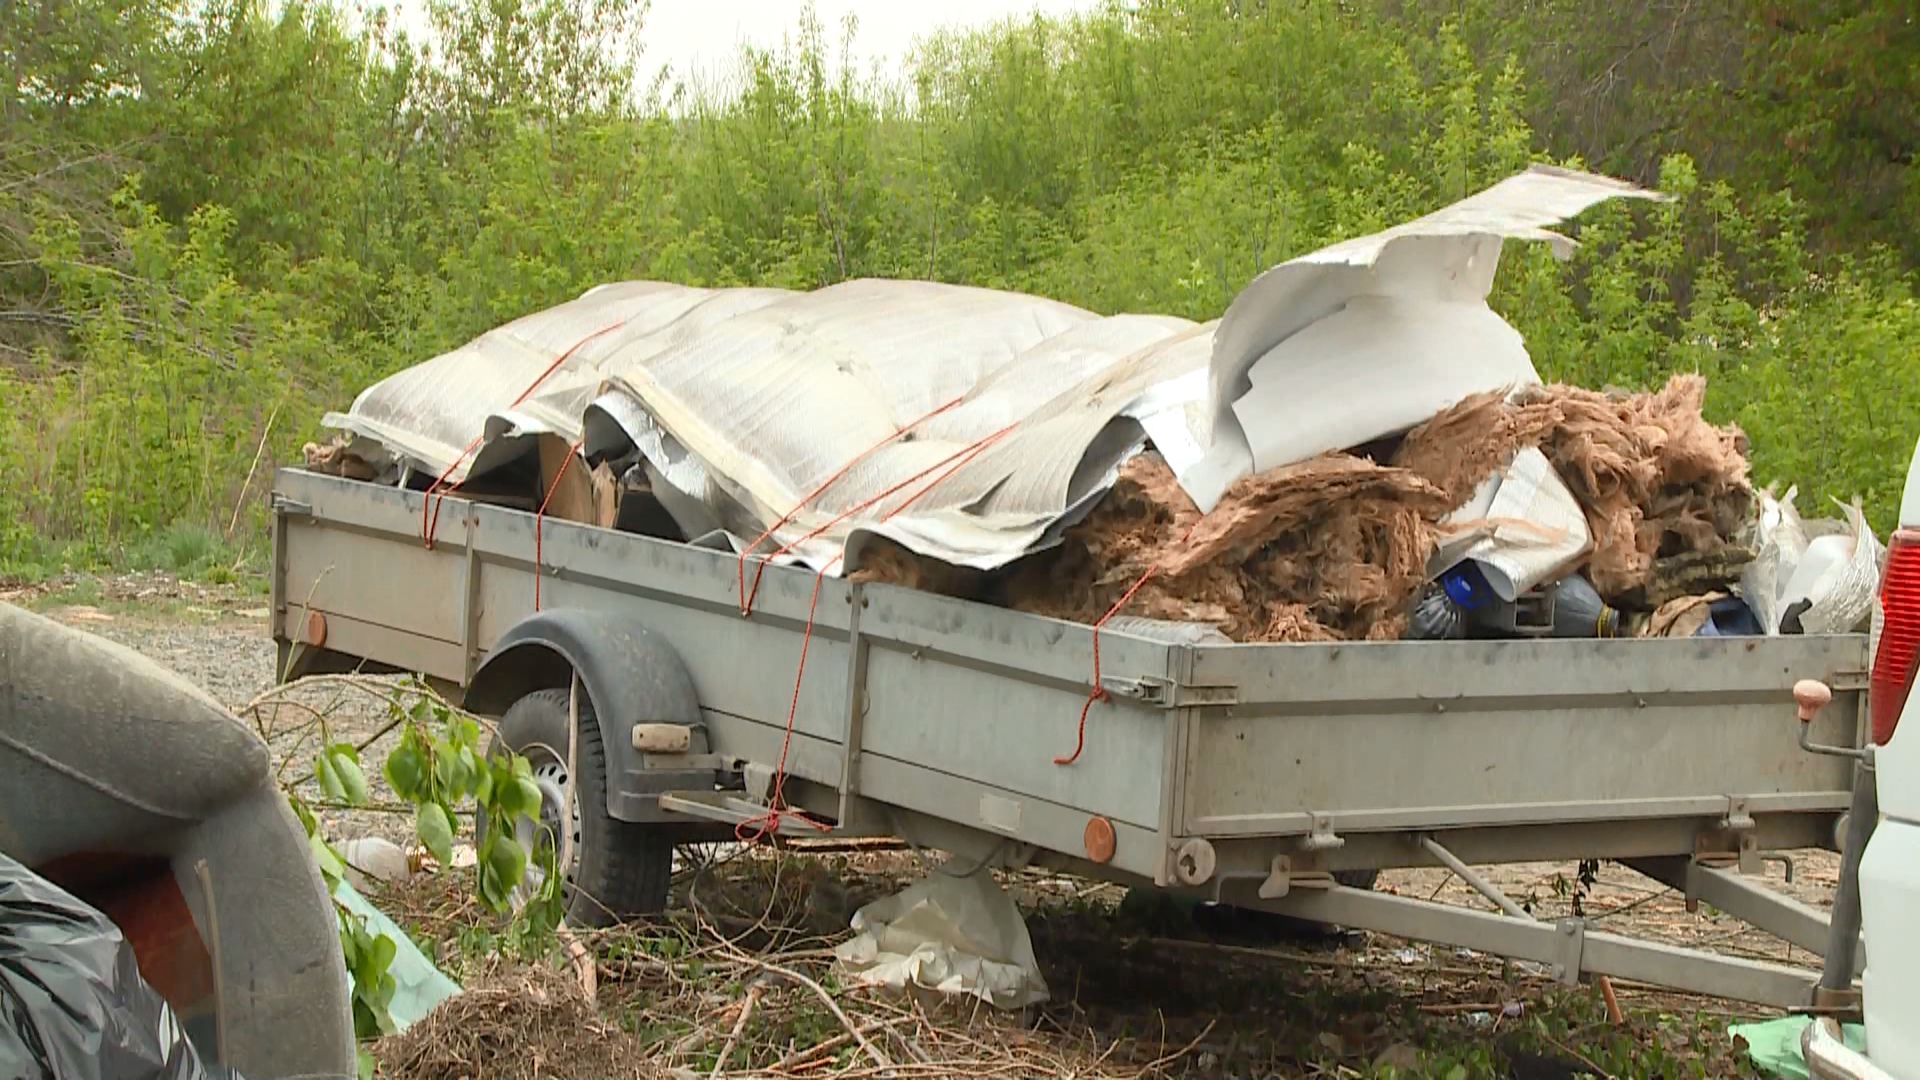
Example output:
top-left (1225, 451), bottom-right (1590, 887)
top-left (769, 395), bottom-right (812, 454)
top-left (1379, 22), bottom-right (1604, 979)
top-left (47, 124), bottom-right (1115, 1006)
top-left (12, 575), bottom-right (1843, 1078)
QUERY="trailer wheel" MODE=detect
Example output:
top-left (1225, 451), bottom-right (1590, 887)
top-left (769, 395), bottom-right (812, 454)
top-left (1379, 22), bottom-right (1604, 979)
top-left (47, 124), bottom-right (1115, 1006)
top-left (1334, 869), bottom-right (1379, 891)
top-left (482, 687), bottom-right (673, 926)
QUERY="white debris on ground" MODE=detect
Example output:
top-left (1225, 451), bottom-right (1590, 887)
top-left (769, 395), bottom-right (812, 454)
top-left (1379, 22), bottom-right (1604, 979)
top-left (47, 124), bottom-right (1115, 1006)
top-left (833, 868), bottom-right (1050, 1009)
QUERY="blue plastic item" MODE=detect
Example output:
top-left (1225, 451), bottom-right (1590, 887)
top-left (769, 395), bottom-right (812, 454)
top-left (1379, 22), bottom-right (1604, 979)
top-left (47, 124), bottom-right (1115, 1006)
top-left (1439, 562), bottom-right (1495, 610)
top-left (1408, 562), bottom-right (1509, 640)
top-left (1696, 595), bottom-right (1764, 637)
top-left (1408, 586), bottom-right (1469, 639)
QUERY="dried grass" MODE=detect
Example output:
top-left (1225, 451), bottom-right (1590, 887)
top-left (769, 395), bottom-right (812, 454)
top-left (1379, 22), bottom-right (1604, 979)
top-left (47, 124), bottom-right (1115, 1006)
top-left (372, 852), bottom-right (1212, 1080)
top-left (361, 843), bottom-right (1774, 1080)
top-left (379, 962), bottom-right (655, 1080)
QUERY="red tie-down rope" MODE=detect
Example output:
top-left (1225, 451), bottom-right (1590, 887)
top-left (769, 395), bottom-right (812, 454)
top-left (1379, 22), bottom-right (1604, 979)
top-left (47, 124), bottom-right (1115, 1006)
top-left (1053, 517), bottom-right (1204, 766)
top-left (530, 438), bottom-right (586, 612)
top-left (383, 304), bottom-right (1202, 819)
top-left (419, 316), bottom-right (635, 549)
top-left (733, 422), bottom-right (1017, 844)
top-left (735, 396), bottom-right (967, 616)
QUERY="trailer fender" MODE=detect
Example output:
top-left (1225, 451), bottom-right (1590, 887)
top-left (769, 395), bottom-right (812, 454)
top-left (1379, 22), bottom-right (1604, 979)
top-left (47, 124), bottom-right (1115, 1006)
top-left (464, 609), bottom-right (715, 822)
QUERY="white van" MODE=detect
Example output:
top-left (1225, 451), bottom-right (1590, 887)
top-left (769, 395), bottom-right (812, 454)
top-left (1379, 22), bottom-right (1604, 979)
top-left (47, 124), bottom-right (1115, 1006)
top-left (1858, 435), bottom-right (1920, 1076)
top-left (1810, 435), bottom-right (1920, 1080)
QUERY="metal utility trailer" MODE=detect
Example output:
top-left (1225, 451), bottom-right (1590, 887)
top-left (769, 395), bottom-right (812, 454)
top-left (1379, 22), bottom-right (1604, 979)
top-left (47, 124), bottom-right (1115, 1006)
top-left (272, 466), bottom-right (1873, 1009)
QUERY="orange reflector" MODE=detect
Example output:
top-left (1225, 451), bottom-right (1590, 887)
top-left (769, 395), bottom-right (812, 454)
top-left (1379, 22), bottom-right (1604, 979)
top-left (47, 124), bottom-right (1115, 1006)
top-left (1083, 816), bottom-right (1116, 864)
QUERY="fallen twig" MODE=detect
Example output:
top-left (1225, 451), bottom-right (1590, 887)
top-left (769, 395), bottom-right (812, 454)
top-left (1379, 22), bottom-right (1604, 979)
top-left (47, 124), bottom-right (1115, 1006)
top-left (1416, 1001), bottom-right (1505, 1015)
top-left (749, 954), bottom-right (892, 1071)
top-left (768, 1016), bottom-right (912, 1072)
top-left (670, 1020), bottom-right (721, 1063)
top-left (711, 982), bottom-right (763, 1077)
top-left (558, 923), bottom-right (597, 1006)
top-left (1144, 935), bottom-right (1355, 970)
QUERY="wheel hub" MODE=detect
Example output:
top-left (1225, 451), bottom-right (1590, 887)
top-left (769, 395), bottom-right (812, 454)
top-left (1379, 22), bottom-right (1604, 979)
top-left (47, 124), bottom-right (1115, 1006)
top-left (511, 755), bottom-right (582, 905)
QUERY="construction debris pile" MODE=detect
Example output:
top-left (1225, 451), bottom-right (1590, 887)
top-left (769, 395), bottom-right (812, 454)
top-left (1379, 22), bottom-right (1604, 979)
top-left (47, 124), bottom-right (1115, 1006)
top-left (855, 374), bottom-right (1762, 642)
top-left (305, 165), bottom-right (1883, 645)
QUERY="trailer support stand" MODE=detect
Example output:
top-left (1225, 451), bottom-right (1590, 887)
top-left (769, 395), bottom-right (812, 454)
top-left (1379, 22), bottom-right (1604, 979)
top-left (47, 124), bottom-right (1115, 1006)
top-left (1626, 855), bottom-right (1862, 974)
top-left (1421, 835), bottom-right (1531, 920)
top-left (1225, 882), bottom-right (1826, 1009)
top-left (1818, 760), bottom-right (1878, 1006)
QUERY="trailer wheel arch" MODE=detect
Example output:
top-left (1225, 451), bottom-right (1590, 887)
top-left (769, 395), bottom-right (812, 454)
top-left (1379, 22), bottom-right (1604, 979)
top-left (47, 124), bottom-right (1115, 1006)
top-left (465, 608), bottom-right (709, 821)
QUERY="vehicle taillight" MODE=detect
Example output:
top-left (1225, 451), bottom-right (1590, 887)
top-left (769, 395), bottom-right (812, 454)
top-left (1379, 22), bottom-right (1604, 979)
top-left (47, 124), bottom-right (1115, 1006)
top-left (1873, 528), bottom-right (1920, 744)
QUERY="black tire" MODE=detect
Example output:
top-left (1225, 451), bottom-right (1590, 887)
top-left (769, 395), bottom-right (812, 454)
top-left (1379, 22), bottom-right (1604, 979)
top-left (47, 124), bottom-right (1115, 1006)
top-left (483, 687), bottom-right (673, 926)
top-left (1334, 868), bottom-right (1380, 891)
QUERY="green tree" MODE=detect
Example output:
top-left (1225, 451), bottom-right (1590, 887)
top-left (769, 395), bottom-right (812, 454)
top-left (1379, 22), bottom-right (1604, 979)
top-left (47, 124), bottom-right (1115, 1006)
top-left (3, 0), bottom-right (1918, 564)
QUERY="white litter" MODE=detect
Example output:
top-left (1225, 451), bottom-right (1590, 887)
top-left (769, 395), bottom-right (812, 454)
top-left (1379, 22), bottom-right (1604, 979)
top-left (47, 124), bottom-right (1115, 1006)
top-left (832, 870), bottom-right (1049, 1010)
top-left (1743, 490), bottom-right (1884, 635)
top-left (1786, 500), bottom-right (1884, 636)
top-left (339, 836), bottom-right (413, 890)
top-left (1431, 447), bottom-right (1592, 601)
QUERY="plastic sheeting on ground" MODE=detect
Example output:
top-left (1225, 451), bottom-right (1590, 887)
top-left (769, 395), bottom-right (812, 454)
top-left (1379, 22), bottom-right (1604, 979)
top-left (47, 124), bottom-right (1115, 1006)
top-left (321, 165), bottom-right (1657, 577)
top-left (832, 870), bottom-right (1049, 1010)
top-left (1730, 1015), bottom-right (1867, 1080)
top-left (332, 880), bottom-right (461, 1034)
top-left (1, 853), bottom-right (240, 1080)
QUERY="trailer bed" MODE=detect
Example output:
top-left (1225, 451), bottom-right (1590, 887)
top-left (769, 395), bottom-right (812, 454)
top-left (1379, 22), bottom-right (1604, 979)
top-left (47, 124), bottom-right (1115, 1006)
top-left (271, 467), bottom-right (1872, 1007)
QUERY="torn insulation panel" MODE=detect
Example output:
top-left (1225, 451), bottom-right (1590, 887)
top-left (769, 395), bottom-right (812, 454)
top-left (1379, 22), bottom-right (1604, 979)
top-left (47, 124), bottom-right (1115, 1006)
top-left (1186, 165), bottom-right (1664, 511)
top-left (321, 165), bottom-right (1660, 582)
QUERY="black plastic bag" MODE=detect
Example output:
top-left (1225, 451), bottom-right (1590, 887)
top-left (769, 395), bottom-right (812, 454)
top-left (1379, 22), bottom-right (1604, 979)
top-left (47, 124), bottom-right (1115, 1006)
top-left (1, 853), bottom-right (241, 1080)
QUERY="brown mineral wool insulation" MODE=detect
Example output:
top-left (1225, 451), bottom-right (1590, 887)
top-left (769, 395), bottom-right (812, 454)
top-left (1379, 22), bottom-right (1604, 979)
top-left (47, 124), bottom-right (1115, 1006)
top-left (848, 534), bottom-right (996, 601)
top-left (302, 435), bottom-right (380, 481)
top-left (1529, 375), bottom-right (1751, 600)
top-left (1644, 591), bottom-right (1728, 638)
top-left (999, 453), bottom-right (1450, 641)
top-left (1263, 603), bottom-right (1343, 643)
top-left (1393, 373), bottom-right (1751, 603)
top-left (1390, 389), bottom-right (1563, 505)
top-left (852, 373), bottom-right (1748, 639)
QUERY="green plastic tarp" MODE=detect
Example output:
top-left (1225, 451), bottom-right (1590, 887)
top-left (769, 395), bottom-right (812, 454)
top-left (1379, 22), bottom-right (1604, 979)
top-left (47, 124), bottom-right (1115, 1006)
top-left (1730, 1016), bottom-right (1868, 1080)
top-left (332, 879), bottom-right (462, 1032)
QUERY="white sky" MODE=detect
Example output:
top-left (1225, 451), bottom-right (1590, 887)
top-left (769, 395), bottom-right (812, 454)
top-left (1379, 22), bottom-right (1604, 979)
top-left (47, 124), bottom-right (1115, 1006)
top-left (635, 0), bottom-right (1096, 87)
top-left (377, 0), bottom-right (1100, 92)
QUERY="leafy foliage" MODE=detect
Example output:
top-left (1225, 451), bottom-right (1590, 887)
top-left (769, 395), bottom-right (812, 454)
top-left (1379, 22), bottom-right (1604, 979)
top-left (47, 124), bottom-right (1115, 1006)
top-left (288, 792), bottom-right (396, 1074)
top-left (286, 685), bottom-right (561, 1057)
top-left (1414, 0), bottom-right (1920, 264)
top-left (2, 0), bottom-right (1917, 567)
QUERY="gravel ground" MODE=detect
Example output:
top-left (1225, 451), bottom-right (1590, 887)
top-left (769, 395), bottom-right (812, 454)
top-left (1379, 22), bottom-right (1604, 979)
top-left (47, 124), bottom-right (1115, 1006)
top-left (18, 578), bottom-right (1844, 1002)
